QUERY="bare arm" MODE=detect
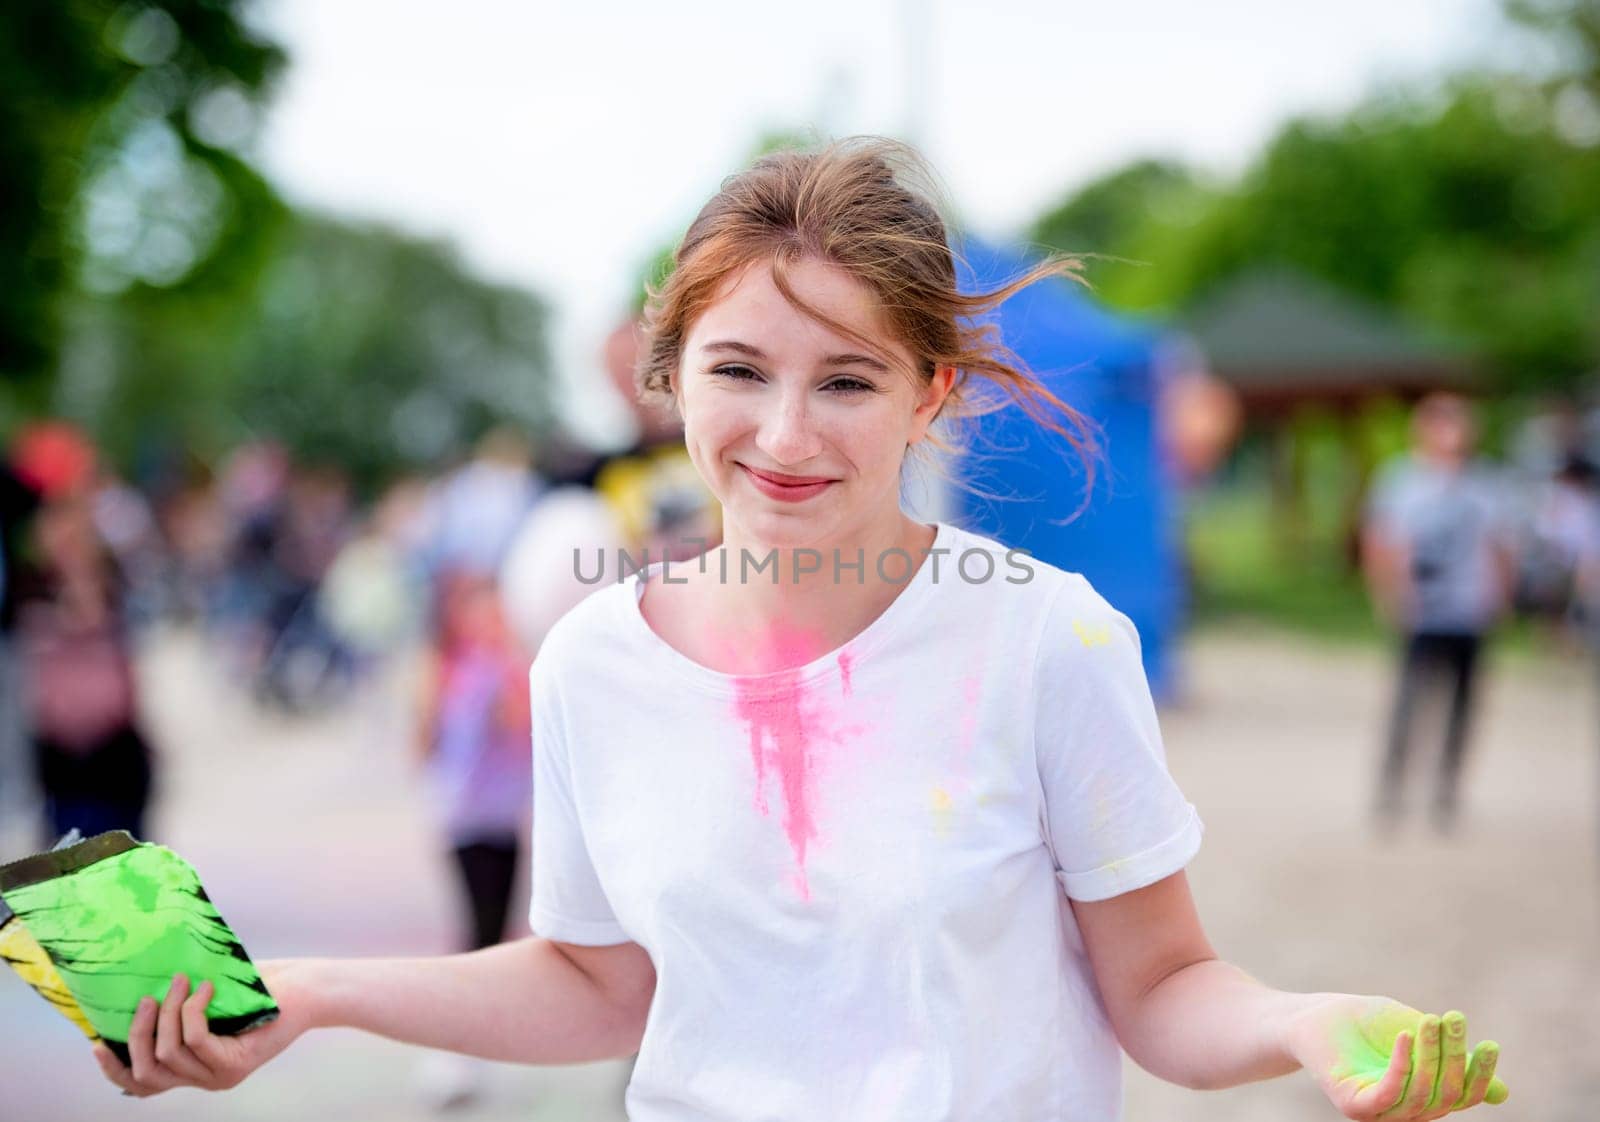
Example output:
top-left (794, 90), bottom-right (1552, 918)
top-left (294, 936), bottom-right (655, 1062)
top-left (1070, 870), bottom-right (1298, 1089)
top-left (1360, 525), bottom-right (1411, 629)
top-left (95, 937), bottom-right (656, 1097)
top-left (1072, 872), bottom-right (1506, 1117)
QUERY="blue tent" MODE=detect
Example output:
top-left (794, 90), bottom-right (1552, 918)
top-left (947, 239), bottom-right (1182, 699)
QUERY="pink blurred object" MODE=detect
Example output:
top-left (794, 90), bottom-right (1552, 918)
top-left (10, 420), bottom-right (97, 498)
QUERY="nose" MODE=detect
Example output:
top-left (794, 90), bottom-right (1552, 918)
top-left (753, 387), bottom-right (824, 467)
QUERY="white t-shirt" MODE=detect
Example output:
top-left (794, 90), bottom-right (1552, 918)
top-left (529, 520), bottom-right (1204, 1121)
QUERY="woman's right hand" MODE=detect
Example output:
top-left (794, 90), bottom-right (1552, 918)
top-left (1282, 993), bottom-right (1506, 1119)
top-left (92, 960), bottom-right (316, 1097)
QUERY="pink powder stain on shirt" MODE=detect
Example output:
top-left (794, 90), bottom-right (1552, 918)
top-left (734, 676), bottom-right (818, 898)
top-left (728, 617), bottom-right (851, 902)
top-left (837, 650), bottom-right (854, 696)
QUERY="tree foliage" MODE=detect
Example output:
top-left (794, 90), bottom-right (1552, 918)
top-left (1029, 160), bottom-right (1223, 312)
top-left (3, 3), bottom-right (559, 487)
top-left (0, 1), bottom-right (284, 396)
top-left (1029, 5), bottom-right (1600, 391)
top-left (59, 215), bottom-right (557, 488)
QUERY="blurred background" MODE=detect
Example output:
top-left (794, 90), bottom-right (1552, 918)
top-left (1, 0), bottom-right (1597, 1118)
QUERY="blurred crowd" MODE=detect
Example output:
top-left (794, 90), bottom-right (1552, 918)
top-left (0, 317), bottom-right (721, 873)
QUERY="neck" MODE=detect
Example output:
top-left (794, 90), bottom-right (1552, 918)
top-left (689, 509), bottom-right (936, 673)
top-left (1418, 448), bottom-right (1466, 470)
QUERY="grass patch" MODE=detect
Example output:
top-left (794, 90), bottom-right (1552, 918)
top-left (1186, 485), bottom-right (1384, 643)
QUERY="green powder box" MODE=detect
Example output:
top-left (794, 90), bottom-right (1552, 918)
top-left (0, 830), bottom-right (278, 1064)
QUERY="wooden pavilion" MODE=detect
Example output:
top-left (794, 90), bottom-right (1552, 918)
top-left (1179, 267), bottom-right (1478, 564)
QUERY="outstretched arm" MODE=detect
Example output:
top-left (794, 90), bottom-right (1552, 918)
top-left (94, 937), bottom-right (656, 1097)
top-left (1072, 871), bottom-right (1506, 1118)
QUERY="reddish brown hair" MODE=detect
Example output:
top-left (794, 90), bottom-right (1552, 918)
top-left (637, 136), bottom-right (1099, 501)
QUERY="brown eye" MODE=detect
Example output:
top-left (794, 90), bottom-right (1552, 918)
top-left (712, 364), bottom-right (760, 382)
top-left (827, 378), bottom-right (875, 394)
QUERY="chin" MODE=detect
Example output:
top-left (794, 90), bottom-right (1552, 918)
top-left (728, 501), bottom-right (844, 551)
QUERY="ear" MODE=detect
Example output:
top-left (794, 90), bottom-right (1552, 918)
top-left (909, 364), bottom-right (956, 445)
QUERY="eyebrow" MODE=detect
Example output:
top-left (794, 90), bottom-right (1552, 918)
top-left (701, 339), bottom-right (891, 373)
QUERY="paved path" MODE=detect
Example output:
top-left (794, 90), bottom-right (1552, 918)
top-left (2, 624), bottom-right (1593, 1121)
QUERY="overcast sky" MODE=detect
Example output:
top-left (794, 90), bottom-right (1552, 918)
top-left (252, 0), bottom-right (1507, 446)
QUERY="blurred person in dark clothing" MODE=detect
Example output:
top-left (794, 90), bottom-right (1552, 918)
top-left (15, 491), bottom-right (155, 844)
top-left (253, 464), bottom-right (358, 711)
top-left (0, 460), bottom-right (42, 848)
top-left (208, 443), bottom-right (291, 684)
top-left (1362, 393), bottom-right (1516, 835)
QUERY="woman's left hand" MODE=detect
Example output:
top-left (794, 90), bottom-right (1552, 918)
top-left (1283, 994), bottom-right (1507, 1119)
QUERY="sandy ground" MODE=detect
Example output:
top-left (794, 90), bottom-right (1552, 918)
top-left (1, 622), bottom-right (1595, 1122)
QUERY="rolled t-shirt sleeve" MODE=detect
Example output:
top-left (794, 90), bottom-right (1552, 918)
top-left (1033, 574), bottom-right (1203, 903)
top-left (528, 655), bottom-right (629, 945)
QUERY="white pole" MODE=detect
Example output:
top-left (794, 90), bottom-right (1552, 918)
top-left (901, 0), bottom-right (933, 150)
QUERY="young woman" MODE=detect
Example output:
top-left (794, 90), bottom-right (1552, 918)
top-left (95, 138), bottom-right (1507, 1121)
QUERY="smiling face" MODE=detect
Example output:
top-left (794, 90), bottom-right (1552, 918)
top-left (674, 256), bottom-right (948, 551)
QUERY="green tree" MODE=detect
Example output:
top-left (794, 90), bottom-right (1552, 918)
top-left (63, 215), bottom-right (557, 487)
top-left (0, 1), bottom-right (284, 404)
top-left (1030, 74), bottom-right (1600, 390)
top-left (1029, 160), bottom-right (1221, 309)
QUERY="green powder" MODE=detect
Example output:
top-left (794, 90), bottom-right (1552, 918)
top-left (0, 831), bottom-right (277, 1061)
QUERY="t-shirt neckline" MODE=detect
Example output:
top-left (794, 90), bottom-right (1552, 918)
top-left (621, 520), bottom-right (955, 697)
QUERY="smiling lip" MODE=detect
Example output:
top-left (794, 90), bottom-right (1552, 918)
top-left (742, 465), bottom-right (835, 486)
top-left (740, 464), bottom-right (837, 502)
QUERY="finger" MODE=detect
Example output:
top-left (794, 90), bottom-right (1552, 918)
top-left (1485, 1075), bottom-right (1509, 1105)
top-left (154, 974), bottom-right (214, 1083)
top-left (1381, 1014), bottom-right (1441, 1118)
top-left (1451, 1041), bottom-right (1499, 1110)
top-left (1357, 1029), bottom-right (1415, 1117)
top-left (93, 1042), bottom-right (146, 1097)
top-left (181, 980), bottom-right (229, 1072)
top-left (156, 974), bottom-right (187, 1044)
top-left (126, 994), bottom-right (176, 1091)
top-left (1426, 1011), bottom-right (1468, 1115)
